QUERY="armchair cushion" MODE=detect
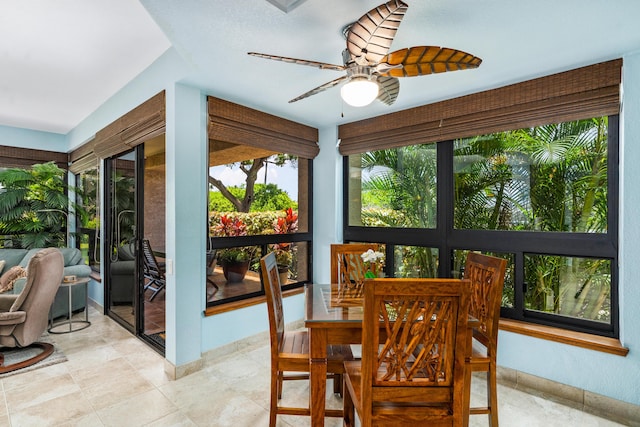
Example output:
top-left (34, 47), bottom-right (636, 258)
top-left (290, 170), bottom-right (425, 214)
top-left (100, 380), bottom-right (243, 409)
top-left (118, 243), bottom-right (136, 261)
top-left (63, 264), bottom-right (92, 277)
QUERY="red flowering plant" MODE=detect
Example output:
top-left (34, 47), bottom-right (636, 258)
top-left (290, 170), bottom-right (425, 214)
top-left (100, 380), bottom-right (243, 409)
top-left (272, 208), bottom-right (298, 268)
top-left (214, 215), bottom-right (253, 263)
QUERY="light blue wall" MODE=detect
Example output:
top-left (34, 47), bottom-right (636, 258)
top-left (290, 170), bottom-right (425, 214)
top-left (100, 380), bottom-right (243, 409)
top-left (496, 51), bottom-right (640, 407)
top-left (312, 125), bottom-right (343, 283)
top-left (65, 47), bottom-right (188, 151)
top-left (0, 124), bottom-right (66, 151)
top-left (164, 83), bottom-right (207, 365)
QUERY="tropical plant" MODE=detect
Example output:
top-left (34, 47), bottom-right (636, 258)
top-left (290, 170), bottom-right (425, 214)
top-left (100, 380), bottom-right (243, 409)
top-left (271, 207), bottom-right (298, 269)
top-left (213, 215), bottom-right (255, 263)
top-left (0, 162), bottom-right (87, 248)
top-left (452, 117), bottom-right (610, 319)
top-left (359, 144), bottom-right (438, 277)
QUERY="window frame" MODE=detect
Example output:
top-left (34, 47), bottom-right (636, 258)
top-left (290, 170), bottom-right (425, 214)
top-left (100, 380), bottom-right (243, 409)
top-left (205, 97), bottom-right (317, 308)
top-left (206, 160), bottom-right (313, 307)
top-left (343, 115), bottom-right (619, 338)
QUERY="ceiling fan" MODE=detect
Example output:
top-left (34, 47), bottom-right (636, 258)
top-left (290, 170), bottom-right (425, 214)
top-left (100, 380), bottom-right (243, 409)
top-left (248, 0), bottom-right (482, 107)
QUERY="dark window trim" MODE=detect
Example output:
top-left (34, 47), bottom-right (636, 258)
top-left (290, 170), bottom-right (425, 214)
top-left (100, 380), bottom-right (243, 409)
top-left (343, 114), bottom-right (619, 338)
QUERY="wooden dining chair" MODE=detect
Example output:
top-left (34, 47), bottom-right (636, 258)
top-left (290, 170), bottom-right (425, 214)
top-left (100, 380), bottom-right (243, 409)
top-left (462, 252), bottom-right (507, 427)
top-left (343, 278), bottom-right (471, 427)
top-left (330, 243), bottom-right (380, 299)
top-left (260, 252), bottom-right (353, 427)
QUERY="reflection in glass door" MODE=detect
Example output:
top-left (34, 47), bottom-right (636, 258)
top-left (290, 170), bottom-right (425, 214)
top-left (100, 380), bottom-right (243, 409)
top-left (105, 149), bottom-right (138, 332)
top-left (140, 136), bottom-right (166, 351)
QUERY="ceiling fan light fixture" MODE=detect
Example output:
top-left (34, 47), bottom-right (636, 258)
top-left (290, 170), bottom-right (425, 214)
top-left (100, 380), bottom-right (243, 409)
top-left (341, 77), bottom-right (379, 107)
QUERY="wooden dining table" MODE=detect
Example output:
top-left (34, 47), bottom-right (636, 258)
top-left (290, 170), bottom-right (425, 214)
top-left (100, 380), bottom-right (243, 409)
top-left (304, 282), bottom-right (478, 427)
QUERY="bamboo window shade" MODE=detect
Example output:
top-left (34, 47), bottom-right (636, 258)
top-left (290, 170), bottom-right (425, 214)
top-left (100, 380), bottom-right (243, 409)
top-left (0, 146), bottom-right (67, 169)
top-left (91, 91), bottom-right (166, 160)
top-left (338, 59), bottom-right (622, 155)
top-left (68, 139), bottom-right (97, 174)
top-left (207, 97), bottom-right (319, 159)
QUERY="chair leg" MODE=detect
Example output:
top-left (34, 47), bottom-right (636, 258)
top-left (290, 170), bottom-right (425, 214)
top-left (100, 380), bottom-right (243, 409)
top-left (333, 373), bottom-right (343, 396)
top-left (269, 370), bottom-right (279, 427)
top-left (488, 361), bottom-right (499, 427)
top-left (207, 278), bottom-right (219, 295)
top-left (277, 371), bottom-right (284, 399)
top-left (463, 362), bottom-right (473, 427)
top-left (343, 377), bottom-right (355, 427)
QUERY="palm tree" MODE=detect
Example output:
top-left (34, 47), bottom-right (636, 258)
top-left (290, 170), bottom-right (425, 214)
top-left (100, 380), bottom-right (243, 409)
top-left (457, 118), bottom-right (610, 318)
top-left (0, 162), bottom-right (86, 248)
top-left (360, 144), bottom-right (438, 277)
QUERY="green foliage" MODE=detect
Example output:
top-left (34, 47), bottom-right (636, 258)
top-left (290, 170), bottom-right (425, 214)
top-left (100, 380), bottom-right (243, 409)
top-left (0, 162), bottom-right (87, 248)
top-left (210, 211), bottom-right (290, 236)
top-left (250, 184), bottom-right (297, 211)
top-left (209, 187), bottom-right (245, 212)
top-left (209, 183), bottom-right (297, 213)
top-left (359, 145), bottom-right (438, 276)
top-left (360, 117), bottom-right (610, 321)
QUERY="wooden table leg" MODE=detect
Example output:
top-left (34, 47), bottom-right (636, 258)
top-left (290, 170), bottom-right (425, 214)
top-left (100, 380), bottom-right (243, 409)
top-left (309, 327), bottom-right (328, 427)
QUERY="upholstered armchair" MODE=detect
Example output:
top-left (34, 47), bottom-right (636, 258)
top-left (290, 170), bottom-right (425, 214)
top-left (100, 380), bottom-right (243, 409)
top-left (0, 248), bottom-right (64, 373)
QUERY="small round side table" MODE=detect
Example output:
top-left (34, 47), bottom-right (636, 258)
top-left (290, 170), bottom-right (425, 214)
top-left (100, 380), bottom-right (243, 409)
top-left (48, 277), bottom-right (91, 334)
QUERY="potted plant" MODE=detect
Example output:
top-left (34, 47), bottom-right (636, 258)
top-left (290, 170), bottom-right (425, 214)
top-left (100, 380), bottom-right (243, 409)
top-left (272, 208), bottom-right (298, 283)
top-left (361, 249), bottom-right (385, 278)
top-left (214, 215), bottom-right (254, 282)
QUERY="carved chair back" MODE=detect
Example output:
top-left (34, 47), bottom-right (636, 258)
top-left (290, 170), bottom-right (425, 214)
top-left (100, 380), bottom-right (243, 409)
top-left (359, 278), bottom-right (471, 425)
top-left (463, 252), bottom-right (507, 349)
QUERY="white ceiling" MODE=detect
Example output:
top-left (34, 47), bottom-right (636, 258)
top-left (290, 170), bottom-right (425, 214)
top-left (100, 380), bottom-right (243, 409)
top-left (2, 0), bottom-right (640, 136)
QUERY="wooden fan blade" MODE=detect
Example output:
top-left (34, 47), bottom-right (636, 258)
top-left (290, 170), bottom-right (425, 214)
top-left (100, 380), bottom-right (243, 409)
top-left (346, 0), bottom-right (408, 65)
top-left (376, 76), bottom-right (399, 105)
top-left (378, 46), bottom-right (482, 77)
top-left (248, 52), bottom-right (345, 71)
top-left (289, 75), bottom-right (349, 103)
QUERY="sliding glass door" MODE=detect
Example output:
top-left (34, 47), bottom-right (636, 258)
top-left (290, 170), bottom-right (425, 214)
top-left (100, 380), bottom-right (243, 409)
top-left (103, 137), bottom-right (166, 353)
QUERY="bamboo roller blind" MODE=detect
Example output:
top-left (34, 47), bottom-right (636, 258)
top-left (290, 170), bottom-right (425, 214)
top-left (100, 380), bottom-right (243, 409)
top-left (207, 97), bottom-right (319, 159)
top-left (92, 91), bottom-right (166, 160)
top-left (338, 59), bottom-right (622, 155)
top-left (68, 139), bottom-right (97, 174)
top-left (69, 91), bottom-right (165, 172)
top-left (0, 146), bottom-right (67, 169)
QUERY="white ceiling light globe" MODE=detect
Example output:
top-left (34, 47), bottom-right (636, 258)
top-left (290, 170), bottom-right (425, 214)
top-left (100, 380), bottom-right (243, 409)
top-left (340, 78), bottom-right (379, 107)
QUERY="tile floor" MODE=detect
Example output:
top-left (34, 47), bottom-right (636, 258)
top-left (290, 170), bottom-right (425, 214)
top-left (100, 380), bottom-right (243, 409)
top-left (0, 307), bottom-right (629, 426)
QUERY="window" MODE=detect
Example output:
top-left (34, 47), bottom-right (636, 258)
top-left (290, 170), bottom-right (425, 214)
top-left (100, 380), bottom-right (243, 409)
top-left (75, 167), bottom-right (100, 270)
top-left (453, 119), bottom-right (609, 234)
top-left (348, 144), bottom-right (437, 228)
top-left (344, 115), bottom-right (618, 337)
top-left (207, 155), bottom-right (312, 306)
top-left (206, 97), bottom-right (317, 308)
